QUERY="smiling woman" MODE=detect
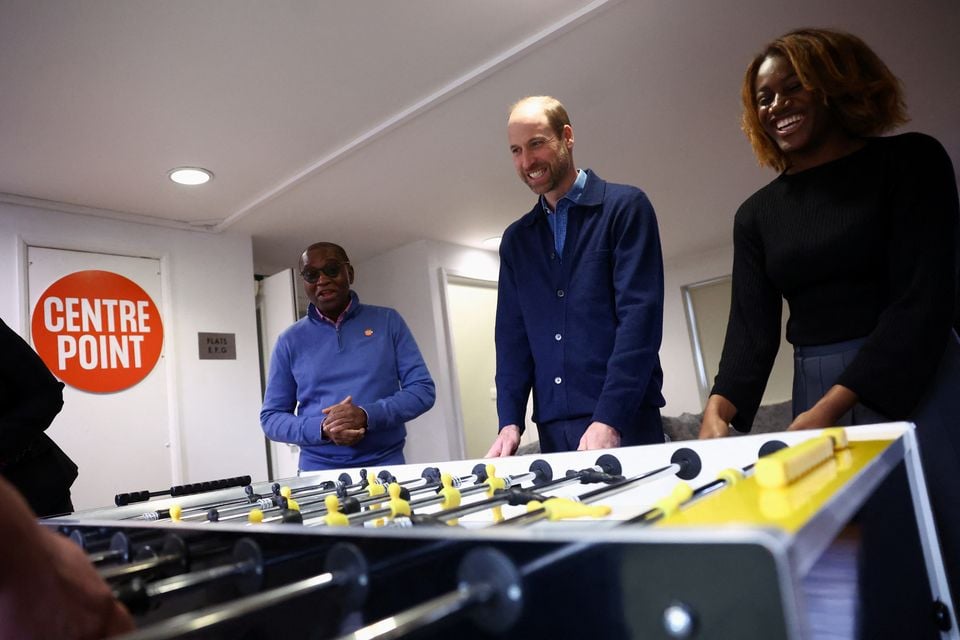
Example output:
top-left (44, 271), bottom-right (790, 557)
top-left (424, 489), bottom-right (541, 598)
top-left (699, 27), bottom-right (960, 635)
top-left (751, 54), bottom-right (859, 173)
top-left (739, 28), bottom-right (907, 173)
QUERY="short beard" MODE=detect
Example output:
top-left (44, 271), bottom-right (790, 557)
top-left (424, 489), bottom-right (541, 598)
top-left (522, 145), bottom-right (571, 195)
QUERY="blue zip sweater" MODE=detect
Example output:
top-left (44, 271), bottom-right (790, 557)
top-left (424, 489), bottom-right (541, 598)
top-left (260, 292), bottom-right (435, 470)
top-left (495, 169), bottom-right (665, 436)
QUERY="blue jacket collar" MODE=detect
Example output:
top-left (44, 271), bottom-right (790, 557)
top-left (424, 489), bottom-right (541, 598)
top-left (520, 169), bottom-right (604, 227)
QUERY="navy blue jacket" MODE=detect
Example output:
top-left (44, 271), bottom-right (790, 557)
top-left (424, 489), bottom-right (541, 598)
top-left (495, 169), bottom-right (665, 436)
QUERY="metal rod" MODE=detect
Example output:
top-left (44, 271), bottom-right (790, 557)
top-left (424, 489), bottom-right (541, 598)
top-left (116, 571), bottom-right (339, 640)
top-left (336, 584), bottom-right (491, 640)
top-left (410, 466), bottom-right (581, 524)
top-left (496, 463), bottom-right (677, 527)
top-left (100, 553), bottom-right (182, 581)
top-left (623, 462), bottom-right (757, 525)
top-left (144, 559), bottom-right (258, 599)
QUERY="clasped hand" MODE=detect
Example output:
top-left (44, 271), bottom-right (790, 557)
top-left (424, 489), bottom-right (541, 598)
top-left (321, 395), bottom-right (367, 446)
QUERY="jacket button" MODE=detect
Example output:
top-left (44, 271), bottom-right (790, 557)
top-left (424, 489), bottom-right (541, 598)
top-left (557, 289), bottom-right (565, 298)
top-left (554, 377), bottom-right (562, 384)
top-left (555, 333), bottom-right (562, 341)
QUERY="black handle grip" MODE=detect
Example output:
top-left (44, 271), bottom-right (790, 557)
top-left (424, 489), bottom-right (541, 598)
top-left (114, 490), bottom-right (154, 506)
top-left (170, 475), bottom-right (251, 497)
top-left (115, 475), bottom-right (252, 505)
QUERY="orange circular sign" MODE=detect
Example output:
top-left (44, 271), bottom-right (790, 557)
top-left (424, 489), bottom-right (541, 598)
top-left (31, 270), bottom-right (164, 393)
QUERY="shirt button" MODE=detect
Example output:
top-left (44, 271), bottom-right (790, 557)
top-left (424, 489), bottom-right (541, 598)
top-left (557, 289), bottom-right (565, 298)
top-left (554, 333), bottom-right (562, 341)
top-left (554, 377), bottom-right (562, 384)
top-left (550, 252), bottom-right (556, 260)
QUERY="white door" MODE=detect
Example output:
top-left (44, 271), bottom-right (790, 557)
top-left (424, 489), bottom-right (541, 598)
top-left (257, 269), bottom-right (301, 479)
top-left (26, 246), bottom-right (173, 510)
top-left (444, 275), bottom-right (537, 458)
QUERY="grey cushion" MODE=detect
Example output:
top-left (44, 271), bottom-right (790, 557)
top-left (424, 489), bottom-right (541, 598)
top-left (513, 401), bottom-right (794, 453)
top-left (662, 400), bottom-right (792, 441)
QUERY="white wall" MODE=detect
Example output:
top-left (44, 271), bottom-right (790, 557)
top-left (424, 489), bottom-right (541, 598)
top-left (0, 202), bottom-right (268, 490)
top-left (356, 238), bottom-right (738, 461)
top-left (0, 196), bottom-right (739, 487)
top-left (661, 245), bottom-right (735, 416)
top-left (355, 240), bottom-right (500, 463)
top-left (445, 280), bottom-right (499, 459)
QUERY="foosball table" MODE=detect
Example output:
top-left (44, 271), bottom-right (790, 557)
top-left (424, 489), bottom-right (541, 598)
top-left (48, 423), bottom-right (956, 639)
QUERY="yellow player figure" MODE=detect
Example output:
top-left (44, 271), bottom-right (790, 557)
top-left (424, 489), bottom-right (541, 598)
top-left (367, 481), bottom-right (387, 527)
top-left (323, 494), bottom-right (349, 527)
top-left (387, 483), bottom-right (410, 519)
top-left (438, 473), bottom-right (462, 526)
top-left (484, 464), bottom-right (507, 523)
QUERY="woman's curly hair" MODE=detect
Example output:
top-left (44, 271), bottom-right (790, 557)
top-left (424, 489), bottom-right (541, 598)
top-left (741, 28), bottom-right (908, 171)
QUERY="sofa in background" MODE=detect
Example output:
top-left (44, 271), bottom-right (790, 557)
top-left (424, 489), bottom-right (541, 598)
top-left (662, 400), bottom-right (792, 441)
top-left (514, 401), bottom-right (793, 454)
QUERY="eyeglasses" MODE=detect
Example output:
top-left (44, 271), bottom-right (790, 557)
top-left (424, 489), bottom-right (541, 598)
top-left (300, 262), bottom-right (349, 284)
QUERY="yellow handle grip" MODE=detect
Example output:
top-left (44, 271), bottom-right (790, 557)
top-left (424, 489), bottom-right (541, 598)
top-left (755, 435), bottom-right (835, 489)
top-left (717, 468), bottom-right (745, 485)
top-left (527, 498), bottom-right (611, 521)
top-left (821, 427), bottom-right (849, 449)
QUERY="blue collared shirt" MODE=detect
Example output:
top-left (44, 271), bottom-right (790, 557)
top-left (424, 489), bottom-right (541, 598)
top-left (542, 169), bottom-right (587, 256)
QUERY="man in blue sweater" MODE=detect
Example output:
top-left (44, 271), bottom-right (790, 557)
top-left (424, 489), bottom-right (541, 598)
top-left (486, 96), bottom-right (665, 456)
top-left (260, 242), bottom-right (436, 470)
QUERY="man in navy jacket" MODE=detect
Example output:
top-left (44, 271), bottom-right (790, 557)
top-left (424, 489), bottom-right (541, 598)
top-left (486, 96), bottom-right (665, 456)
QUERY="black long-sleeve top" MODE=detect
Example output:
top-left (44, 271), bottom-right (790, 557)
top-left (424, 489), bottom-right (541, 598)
top-left (0, 318), bottom-right (65, 466)
top-left (712, 133), bottom-right (959, 430)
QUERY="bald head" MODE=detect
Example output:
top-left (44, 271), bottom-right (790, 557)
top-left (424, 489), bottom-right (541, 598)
top-left (299, 242), bottom-right (349, 270)
top-left (507, 96), bottom-right (576, 207)
top-left (298, 242), bottom-right (354, 321)
top-left (508, 96), bottom-right (571, 139)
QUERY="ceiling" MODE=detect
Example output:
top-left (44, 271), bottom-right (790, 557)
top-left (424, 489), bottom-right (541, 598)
top-left (2, 0), bottom-right (958, 275)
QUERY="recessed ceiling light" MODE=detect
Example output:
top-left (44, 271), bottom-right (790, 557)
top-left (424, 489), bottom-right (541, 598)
top-left (482, 236), bottom-right (501, 249)
top-left (168, 167), bottom-right (213, 186)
